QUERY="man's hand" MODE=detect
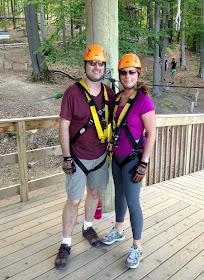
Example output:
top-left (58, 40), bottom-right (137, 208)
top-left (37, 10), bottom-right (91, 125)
top-left (129, 161), bottom-right (148, 183)
top-left (62, 157), bottom-right (76, 175)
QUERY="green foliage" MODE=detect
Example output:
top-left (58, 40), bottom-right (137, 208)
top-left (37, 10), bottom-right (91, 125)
top-left (31, 0), bottom-right (203, 68)
top-left (165, 102), bottom-right (173, 108)
top-left (38, 28), bottom-right (86, 68)
top-left (7, 132), bottom-right (17, 138)
top-left (165, 102), bottom-right (180, 110)
top-left (118, 1), bottom-right (154, 56)
top-left (47, 134), bottom-right (53, 142)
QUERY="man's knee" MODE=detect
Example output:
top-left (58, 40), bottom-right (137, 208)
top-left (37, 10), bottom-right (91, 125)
top-left (87, 186), bottom-right (99, 199)
top-left (65, 199), bottom-right (81, 210)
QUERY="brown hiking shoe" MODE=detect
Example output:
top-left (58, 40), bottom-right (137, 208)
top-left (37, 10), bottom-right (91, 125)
top-left (55, 244), bottom-right (71, 270)
top-left (82, 226), bottom-right (101, 247)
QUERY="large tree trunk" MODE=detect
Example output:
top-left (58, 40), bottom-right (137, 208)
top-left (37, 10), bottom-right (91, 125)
top-left (24, 1), bottom-right (50, 81)
top-left (152, 2), bottom-right (161, 97)
top-left (86, 0), bottom-right (118, 213)
top-left (198, 0), bottom-right (204, 78)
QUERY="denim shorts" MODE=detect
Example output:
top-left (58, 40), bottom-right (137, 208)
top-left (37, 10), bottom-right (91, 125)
top-left (65, 152), bottom-right (109, 200)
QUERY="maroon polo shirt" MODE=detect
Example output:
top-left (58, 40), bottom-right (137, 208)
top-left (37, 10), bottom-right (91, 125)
top-left (60, 83), bottom-right (114, 160)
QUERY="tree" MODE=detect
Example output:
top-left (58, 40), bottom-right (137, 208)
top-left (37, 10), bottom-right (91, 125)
top-left (152, 2), bottom-right (161, 97)
top-left (180, 1), bottom-right (187, 70)
top-left (160, 3), bottom-right (169, 91)
top-left (198, 0), bottom-right (204, 78)
top-left (3, 0), bottom-right (7, 31)
top-left (10, 0), bottom-right (17, 29)
top-left (147, 1), bottom-right (153, 51)
top-left (24, 0), bottom-right (50, 81)
top-left (40, 0), bottom-right (46, 43)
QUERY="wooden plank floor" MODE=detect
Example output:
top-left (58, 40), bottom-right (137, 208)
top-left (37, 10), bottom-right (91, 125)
top-left (0, 170), bottom-right (204, 280)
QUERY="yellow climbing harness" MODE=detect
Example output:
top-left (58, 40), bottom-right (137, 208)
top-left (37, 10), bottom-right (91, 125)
top-left (79, 80), bottom-right (109, 143)
top-left (112, 90), bottom-right (138, 130)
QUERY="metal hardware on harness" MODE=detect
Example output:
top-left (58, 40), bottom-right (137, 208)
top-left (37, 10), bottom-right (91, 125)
top-left (113, 133), bottom-right (119, 147)
top-left (101, 118), bottom-right (107, 129)
top-left (80, 128), bottom-right (86, 134)
top-left (129, 151), bottom-right (138, 160)
top-left (88, 119), bottom-right (94, 125)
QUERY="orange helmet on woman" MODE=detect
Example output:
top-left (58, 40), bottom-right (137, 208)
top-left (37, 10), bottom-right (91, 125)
top-left (84, 44), bottom-right (107, 62)
top-left (118, 53), bottom-right (142, 71)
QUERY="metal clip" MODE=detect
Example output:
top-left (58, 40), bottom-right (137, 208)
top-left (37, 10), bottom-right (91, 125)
top-left (113, 134), bottom-right (119, 147)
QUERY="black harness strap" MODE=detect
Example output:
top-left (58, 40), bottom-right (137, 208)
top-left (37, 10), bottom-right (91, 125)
top-left (71, 151), bottom-right (107, 176)
top-left (70, 119), bottom-right (94, 146)
top-left (112, 90), bottom-right (144, 168)
top-left (75, 81), bottom-right (106, 118)
top-left (70, 82), bottom-right (107, 175)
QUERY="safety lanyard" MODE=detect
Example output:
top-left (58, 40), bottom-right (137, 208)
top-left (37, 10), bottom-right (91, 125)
top-left (78, 80), bottom-right (109, 143)
top-left (112, 90), bottom-right (138, 131)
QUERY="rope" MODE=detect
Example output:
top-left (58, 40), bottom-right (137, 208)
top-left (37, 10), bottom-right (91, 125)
top-left (0, 93), bottom-right (63, 111)
top-left (0, 80), bottom-right (203, 111)
top-left (175, 0), bottom-right (181, 31)
top-left (109, 78), bottom-right (204, 89)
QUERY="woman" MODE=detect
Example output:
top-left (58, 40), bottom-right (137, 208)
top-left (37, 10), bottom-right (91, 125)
top-left (101, 53), bottom-right (156, 269)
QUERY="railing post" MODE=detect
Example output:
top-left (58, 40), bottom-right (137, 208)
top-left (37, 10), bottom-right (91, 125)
top-left (16, 121), bottom-right (28, 202)
top-left (185, 124), bottom-right (192, 175)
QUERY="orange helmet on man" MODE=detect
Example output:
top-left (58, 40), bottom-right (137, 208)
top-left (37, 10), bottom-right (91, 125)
top-left (84, 44), bottom-right (107, 62)
top-left (118, 53), bottom-right (142, 71)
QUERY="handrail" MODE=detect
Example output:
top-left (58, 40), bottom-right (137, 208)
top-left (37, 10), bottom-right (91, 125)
top-left (0, 114), bottom-right (204, 202)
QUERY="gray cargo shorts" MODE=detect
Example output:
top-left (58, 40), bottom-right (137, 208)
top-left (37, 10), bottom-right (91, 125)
top-left (65, 152), bottom-right (109, 200)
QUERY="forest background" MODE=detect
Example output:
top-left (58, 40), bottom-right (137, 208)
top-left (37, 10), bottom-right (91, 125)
top-left (0, 0), bottom-right (203, 203)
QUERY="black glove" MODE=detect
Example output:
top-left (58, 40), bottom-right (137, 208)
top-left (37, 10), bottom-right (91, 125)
top-left (129, 161), bottom-right (148, 183)
top-left (62, 157), bottom-right (76, 175)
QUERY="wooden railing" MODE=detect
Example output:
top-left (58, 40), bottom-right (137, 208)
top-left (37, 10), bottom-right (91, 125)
top-left (0, 114), bottom-right (204, 203)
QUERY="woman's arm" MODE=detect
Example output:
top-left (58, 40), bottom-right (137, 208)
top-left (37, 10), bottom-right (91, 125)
top-left (141, 110), bottom-right (156, 161)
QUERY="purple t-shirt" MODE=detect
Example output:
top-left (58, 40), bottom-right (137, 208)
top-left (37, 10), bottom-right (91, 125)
top-left (60, 83), bottom-right (115, 160)
top-left (113, 91), bottom-right (155, 156)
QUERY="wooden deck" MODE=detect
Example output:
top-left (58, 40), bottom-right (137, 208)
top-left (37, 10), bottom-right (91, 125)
top-left (0, 170), bottom-right (204, 280)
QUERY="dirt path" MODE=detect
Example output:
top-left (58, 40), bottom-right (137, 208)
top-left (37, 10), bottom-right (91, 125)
top-left (0, 38), bottom-right (203, 207)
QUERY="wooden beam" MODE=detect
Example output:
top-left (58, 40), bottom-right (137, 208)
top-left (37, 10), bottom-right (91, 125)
top-left (16, 121), bottom-right (28, 202)
top-left (0, 146), bottom-right (62, 167)
top-left (0, 173), bottom-right (65, 199)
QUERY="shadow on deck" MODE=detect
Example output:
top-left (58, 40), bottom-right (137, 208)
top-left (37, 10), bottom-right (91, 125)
top-left (0, 170), bottom-right (204, 280)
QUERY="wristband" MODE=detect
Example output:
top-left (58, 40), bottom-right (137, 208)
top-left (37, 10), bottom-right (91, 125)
top-left (63, 157), bottom-right (72, 161)
top-left (141, 157), bottom-right (149, 163)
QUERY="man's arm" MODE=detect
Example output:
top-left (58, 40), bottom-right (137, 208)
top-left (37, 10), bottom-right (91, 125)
top-left (59, 117), bottom-right (71, 157)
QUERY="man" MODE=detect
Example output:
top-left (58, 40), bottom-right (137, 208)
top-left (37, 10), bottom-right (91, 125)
top-left (169, 56), bottom-right (177, 84)
top-left (55, 44), bottom-right (115, 270)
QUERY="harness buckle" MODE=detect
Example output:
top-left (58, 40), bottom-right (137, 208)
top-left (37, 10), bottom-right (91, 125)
top-left (101, 118), bottom-right (107, 129)
top-left (129, 150), bottom-right (138, 160)
top-left (80, 128), bottom-right (86, 134)
top-left (113, 133), bottom-right (119, 147)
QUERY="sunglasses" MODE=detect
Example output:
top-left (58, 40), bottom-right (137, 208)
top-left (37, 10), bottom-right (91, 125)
top-left (120, 69), bottom-right (137, 76)
top-left (88, 61), bottom-right (105, 67)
